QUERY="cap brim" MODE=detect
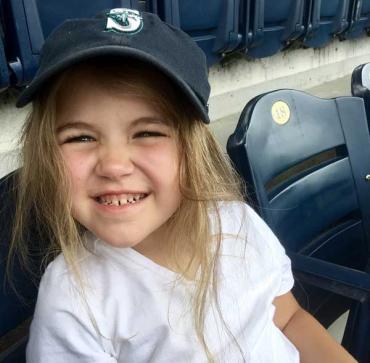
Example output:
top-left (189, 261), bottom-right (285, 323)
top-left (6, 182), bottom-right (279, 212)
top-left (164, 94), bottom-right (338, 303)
top-left (16, 46), bottom-right (210, 123)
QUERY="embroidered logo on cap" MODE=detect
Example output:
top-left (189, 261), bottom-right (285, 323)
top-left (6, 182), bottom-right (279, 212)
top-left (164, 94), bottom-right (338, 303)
top-left (106, 8), bottom-right (143, 34)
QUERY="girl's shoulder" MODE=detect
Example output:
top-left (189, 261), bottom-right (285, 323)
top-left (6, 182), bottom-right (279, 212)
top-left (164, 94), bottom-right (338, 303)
top-left (40, 253), bottom-right (70, 287)
top-left (32, 253), bottom-right (81, 324)
top-left (37, 242), bottom-right (100, 303)
top-left (215, 201), bottom-right (277, 245)
top-left (215, 201), bottom-right (292, 291)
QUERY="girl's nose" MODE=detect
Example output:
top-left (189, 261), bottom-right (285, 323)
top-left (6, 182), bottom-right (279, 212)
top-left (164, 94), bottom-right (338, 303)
top-left (95, 144), bottom-right (134, 180)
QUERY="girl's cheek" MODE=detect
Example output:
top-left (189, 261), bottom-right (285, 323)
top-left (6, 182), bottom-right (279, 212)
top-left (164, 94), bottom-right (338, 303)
top-left (137, 141), bottom-right (180, 166)
top-left (62, 150), bottom-right (95, 178)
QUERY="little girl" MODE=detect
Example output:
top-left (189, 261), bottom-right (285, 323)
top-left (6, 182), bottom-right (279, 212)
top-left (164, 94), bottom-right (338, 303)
top-left (10, 8), bottom-right (356, 363)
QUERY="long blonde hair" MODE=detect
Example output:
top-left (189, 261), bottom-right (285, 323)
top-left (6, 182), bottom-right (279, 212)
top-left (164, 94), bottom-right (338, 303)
top-left (9, 58), bottom-right (245, 361)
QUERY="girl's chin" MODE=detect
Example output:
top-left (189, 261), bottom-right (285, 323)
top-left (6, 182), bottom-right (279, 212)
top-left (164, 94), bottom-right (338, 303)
top-left (91, 232), bottom-right (144, 249)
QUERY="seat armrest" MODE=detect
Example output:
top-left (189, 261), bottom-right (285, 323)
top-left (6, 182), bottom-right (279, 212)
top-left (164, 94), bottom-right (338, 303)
top-left (289, 252), bottom-right (370, 303)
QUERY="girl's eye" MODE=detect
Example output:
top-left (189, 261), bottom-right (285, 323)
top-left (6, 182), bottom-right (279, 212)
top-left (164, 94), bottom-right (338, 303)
top-left (134, 131), bottom-right (166, 138)
top-left (64, 135), bottom-right (95, 143)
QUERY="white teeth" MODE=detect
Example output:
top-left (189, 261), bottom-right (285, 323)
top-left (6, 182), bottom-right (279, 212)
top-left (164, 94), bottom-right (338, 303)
top-left (97, 193), bottom-right (146, 206)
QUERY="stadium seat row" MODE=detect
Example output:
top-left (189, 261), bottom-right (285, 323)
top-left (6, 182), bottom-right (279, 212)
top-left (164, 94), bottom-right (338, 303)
top-left (1, 0), bottom-right (370, 91)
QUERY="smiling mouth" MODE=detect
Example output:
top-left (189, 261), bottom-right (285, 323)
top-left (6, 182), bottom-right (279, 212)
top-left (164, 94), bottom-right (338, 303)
top-left (95, 193), bottom-right (148, 206)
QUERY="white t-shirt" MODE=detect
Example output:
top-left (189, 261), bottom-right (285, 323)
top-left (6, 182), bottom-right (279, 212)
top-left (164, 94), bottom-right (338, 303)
top-left (26, 202), bottom-right (299, 362)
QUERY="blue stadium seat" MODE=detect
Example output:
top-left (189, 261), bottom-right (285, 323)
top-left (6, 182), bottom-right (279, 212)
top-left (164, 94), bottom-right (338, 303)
top-left (0, 171), bottom-right (39, 363)
top-left (240, 0), bottom-right (305, 58)
top-left (148, 0), bottom-right (242, 66)
top-left (342, 0), bottom-right (370, 39)
top-left (302, 0), bottom-right (350, 48)
top-left (351, 62), bottom-right (370, 126)
top-left (227, 89), bottom-right (370, 362)
top-left (1, 0), bottom-right (139, 86)
top-left (0, 19), bottom-right (9, 90)
top-left (0, 38), bottom-right (9, 90)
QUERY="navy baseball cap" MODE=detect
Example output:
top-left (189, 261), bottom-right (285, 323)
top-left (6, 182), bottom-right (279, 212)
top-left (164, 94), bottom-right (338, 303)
top-left (16, 8), bottom-right (211, 123)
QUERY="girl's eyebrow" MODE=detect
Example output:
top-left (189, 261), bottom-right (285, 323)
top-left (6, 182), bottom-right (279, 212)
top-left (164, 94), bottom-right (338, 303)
top-left (56, 117), bottom-right (168, 133)
top-left (56, 121), bottom-right (97, 133)
top-left (130, 116), bottom-right (169, 127)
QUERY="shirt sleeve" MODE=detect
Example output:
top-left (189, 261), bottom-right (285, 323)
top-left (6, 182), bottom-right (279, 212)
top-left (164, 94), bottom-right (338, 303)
top-left (26, 256), bottom-right (117, 363)
top-left (246, 204), bottom-right (295, 297)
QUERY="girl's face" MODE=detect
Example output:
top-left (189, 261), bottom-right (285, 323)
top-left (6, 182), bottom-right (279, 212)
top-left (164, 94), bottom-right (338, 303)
top-left (55, 71), bottom-right (182, 255)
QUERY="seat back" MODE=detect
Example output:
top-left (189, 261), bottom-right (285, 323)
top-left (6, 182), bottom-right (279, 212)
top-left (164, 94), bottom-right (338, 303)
top-left (303, 0), bottom-right (350, 48)
top-left (1, 0), bottom-right (139, 86)
top-left (0, 172), bottom-right (39, 362)
top-left (343, 0), bottom-right (370, 39)
top-left (351, 63), bottom-right (370, 127)
top-left (241, 0), bottom-right (305, 58)
top-left (227, 89), bottom-right (370, 326)
top-left (227, 90), bottom-right (370, 268)
top-left (149, 0), bottom-right (242, 66)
